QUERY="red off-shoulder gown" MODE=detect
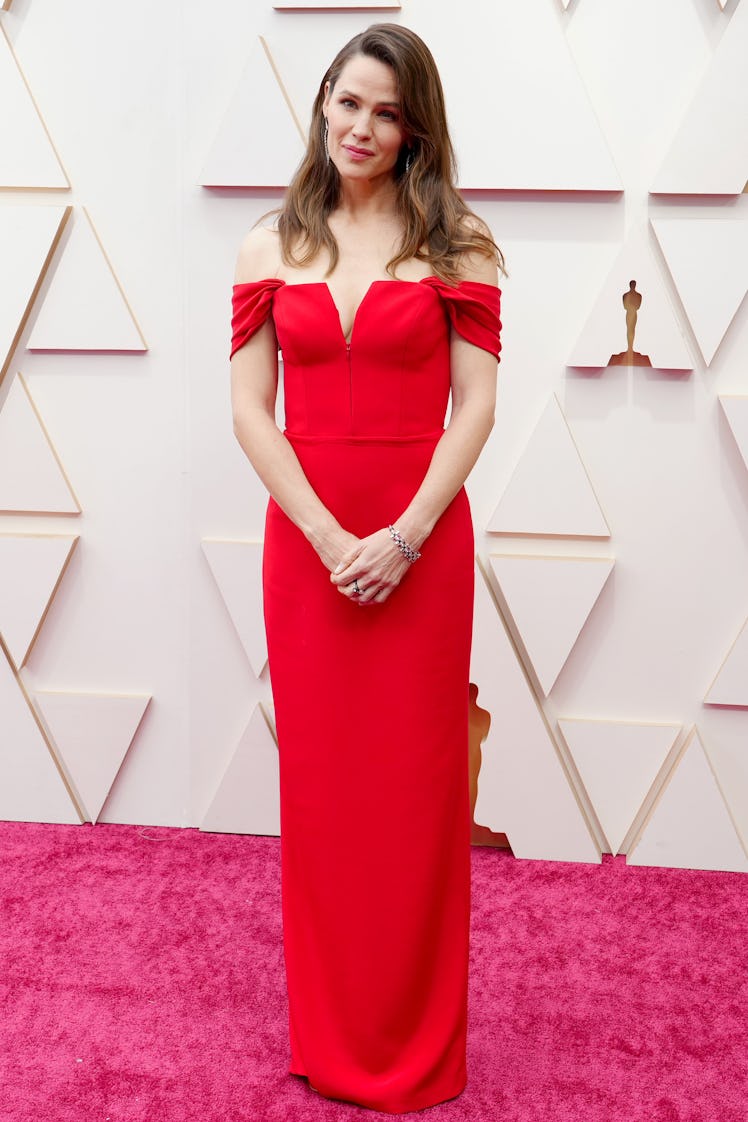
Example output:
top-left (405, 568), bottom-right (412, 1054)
top-left (230, 277), bottom-right (501, 1114)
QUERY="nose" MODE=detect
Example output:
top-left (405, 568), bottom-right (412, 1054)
top-left (351, 110), bottom-right (372, 140)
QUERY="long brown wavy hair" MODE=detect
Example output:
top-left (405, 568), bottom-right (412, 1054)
top-left (276, 23), bottom-right (505, 283)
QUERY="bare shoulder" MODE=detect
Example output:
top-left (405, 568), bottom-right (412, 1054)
top-left (454, 215), bottom-right (500, 287)
top-left (234, 223), bottom-right (282, 284)
top-left (454, 249), bottom-right (499, 287)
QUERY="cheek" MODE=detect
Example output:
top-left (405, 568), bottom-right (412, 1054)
top-left (383, 127), bottom-right (405, 154)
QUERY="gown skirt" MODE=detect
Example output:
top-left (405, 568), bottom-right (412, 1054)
top-left (230, 275), bottom-right (501, 1114)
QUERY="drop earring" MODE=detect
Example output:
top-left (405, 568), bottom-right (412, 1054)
top-left (323, 117), bottom-right (330, 164)
top-left (405, 148), bottom-right (413, 173)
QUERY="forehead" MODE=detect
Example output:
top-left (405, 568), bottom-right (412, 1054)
top-left (334, 53), bottom-right (399, 102)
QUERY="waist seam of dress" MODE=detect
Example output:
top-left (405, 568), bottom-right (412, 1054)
top-left (284, 429), bottom-right (444, 445)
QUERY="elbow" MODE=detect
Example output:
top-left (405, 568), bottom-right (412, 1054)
top-left (478, 403), bottom-right (495, 444)
top-left (232, 399), bottom-right (276, 448)
top-left (231, 411), bottom-right (244, 445)
top-left (232, 404), bottom-right (256, 450)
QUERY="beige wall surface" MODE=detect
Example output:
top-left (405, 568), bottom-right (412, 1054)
top-left (1, 0), bottom-right (746, 870)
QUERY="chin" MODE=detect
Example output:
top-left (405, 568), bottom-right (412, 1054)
top-left (334, 158), bottom-right (396, 181)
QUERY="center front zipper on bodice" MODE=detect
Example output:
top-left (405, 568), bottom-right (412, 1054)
top-left (346, 340), bottom-right (353, 426)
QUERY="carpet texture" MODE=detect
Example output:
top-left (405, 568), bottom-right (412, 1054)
top-left (0, 821), bottom-right (745, 1121)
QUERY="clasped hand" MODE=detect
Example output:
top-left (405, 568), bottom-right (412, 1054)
top-left (328, 527), bottom-right (412, 606)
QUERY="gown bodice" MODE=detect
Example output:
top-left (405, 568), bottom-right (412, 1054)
top-left (231, 276), bottom-right (501, 441)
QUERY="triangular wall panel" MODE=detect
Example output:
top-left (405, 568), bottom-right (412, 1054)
top-left (200, 37), bottom-right (305, 187)
top-left (489, 554), bottom-right (614, 696)
top-left (201, 703), bottom-right (280, 836)
top-left (0, 25), bottom-right (68, 188)
top-left (413, 0), bottom-right (621, 190)
top-left (704, 617), bottom-right (748, 707)
top-left (628, 729), bottom-right (748, 872)
top-left (487, 395), bottom-right (610, 538)
top-left (568, 227), bottom-right (693, 370)
top-left (651, 0), bottom-right (748, 195)
top-left (0, 205), bottom-right (71, 384)
top-left (652, 218), bottom-right (748, 365)
top-left (558, 718), bottom-right (681, 854)
top-left (720, 395), bottom-right (748, 475)
top-left (28, 208), bottom-right (147, 352)
top-left (470, 563), bottom-right (600, 862)
top-left (34, 691), bottom-right (151, 823)
top-left (0, 534), bottom-right (78, 668)
top-left (0, 648), bottom-right (80, 823)
top-left (202, 539), bottom-right (267, 678)
top-left (0, 373), bottom-right (80, 514)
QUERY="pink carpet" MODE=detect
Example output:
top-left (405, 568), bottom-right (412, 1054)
top-left (1, 820), bottom-right (745, 1121)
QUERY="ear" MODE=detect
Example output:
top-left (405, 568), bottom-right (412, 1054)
top-left (322, 79), bottom-right (331, 113)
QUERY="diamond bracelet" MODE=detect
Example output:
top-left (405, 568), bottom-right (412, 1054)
top-left (388, 524), bottom-right (421, 563)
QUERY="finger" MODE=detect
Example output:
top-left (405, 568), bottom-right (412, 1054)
top-left (332, 544), bottom-right (363, 579)
top-left (356, 582), bottom-right (383, 604)
top-left (331, 568), bottom-right (355, 586)
top-left (356, 585), bottom-right (389, 606)
top-left (337, 579), bottom-right (362, 600)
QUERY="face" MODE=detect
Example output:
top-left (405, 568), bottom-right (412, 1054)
top-left (323, 54), bottom-right (408, 183)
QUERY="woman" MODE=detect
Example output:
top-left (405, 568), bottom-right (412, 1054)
top-left (230, 23), bottom-right (503, 1114)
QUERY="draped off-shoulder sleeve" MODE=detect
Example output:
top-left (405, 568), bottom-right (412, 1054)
top-left (422, 276), bottom-right (502, 360)
top-left (230, 278), bottom-right (285, 359)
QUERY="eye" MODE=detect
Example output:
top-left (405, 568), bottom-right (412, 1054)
top-left (340, 98), bottom-right (357, 110)
top-left (378, 110), bottom-right (398, 121)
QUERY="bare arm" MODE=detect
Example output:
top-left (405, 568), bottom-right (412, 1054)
top-left (230, 229), bottom-right (360, 572)
top-left (332, 251), bottom-right (499, 605)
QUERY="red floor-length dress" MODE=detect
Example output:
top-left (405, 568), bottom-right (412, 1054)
top-left (230, 275), bottom-right (501, 1114)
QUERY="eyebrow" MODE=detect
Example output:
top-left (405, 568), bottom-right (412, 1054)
top-left (336, 88), bottom-right (400, 108)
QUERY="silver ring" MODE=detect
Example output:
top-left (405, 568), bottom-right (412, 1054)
top-left (352, 579), bottom-right (361, 595)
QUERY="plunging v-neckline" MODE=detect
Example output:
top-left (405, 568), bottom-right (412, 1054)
top-left (285, 278), bottom-right (432, 348)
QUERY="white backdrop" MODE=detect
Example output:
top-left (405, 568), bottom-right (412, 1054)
top-left (1, 0), bottom-right (747, 871)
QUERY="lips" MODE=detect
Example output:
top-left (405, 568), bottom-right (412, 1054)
top-left (343, 145), bottom-right (374, 158)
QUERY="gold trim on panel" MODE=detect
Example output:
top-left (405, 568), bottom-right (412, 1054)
top-left (622, 725), bottom-right (694, 856)
top-left (0, 23), bottom-right (70, 190)
top-left (81, 206), bottom-right (148, 351)
top-left (704, 615), bottom-right (748, 707)
top-left (487, 394), bottom-right (612, 540)
top-left (273, 2), bottom-right (400, 10)
top-left (491, 551), bottom-right (615, 563)
top-left (698, 726), bottom-right (748, 859)
top-left (0, 372), bottom-right (82, 514)
top-left (0, 634), bottom-right (86, 821)
top-left (549, 396), bottom-right (611, 538)
top-left (33, 690), bottom-right (152, 824)
top-left (259, 700), bottom-right (278, 744)
top-left (475, 554), bottom-right (601, 853)
top-left (487, 551), bottom-right (615, 700)
top-left (0, 207), bottom-right (72, 387)
top-left (626, 725), bottom-right (748, 863)
top-left (556, 715), bottom-right (686, 856)
top-left (259, 36), bottom-right (307, 144)
top-left (0, 532), bottom-right (79, 669)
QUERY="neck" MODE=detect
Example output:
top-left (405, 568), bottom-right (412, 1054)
top-left (335, 173), bottom-right (399, 219)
